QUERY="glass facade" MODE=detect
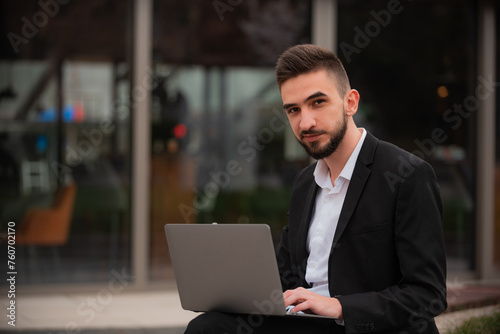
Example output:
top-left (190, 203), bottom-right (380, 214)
top-left (337, 0), bottom-right (477, 271)
top-left (149, 0), bottom-right (312, 280)
top-left (0, 0), bottom-right (498, 288)
top-left (0, 0), bottom-right (133, 284)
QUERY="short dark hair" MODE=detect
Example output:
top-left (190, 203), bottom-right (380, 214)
top-left (275, 44), bottom-right (350, 97)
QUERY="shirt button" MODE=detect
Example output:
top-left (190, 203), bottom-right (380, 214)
top-left (310, 263), bottom-right (317, 268)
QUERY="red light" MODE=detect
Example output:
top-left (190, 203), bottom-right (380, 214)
top-left (173, 124), bottom-right (187, 139)
top-left (74, 101), bottom-right (85, 122)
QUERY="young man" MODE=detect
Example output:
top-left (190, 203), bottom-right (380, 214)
top-left (185, 44), bottom-right (447, 334)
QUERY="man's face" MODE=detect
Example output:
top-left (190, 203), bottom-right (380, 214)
top-left (280, 69), bottom-right (348, 160)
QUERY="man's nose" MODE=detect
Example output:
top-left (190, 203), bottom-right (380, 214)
top-left (299, 109), bottom-right (316, 131)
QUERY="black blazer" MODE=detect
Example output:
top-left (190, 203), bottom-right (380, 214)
top-left (276, 132), bottom-right (447, 334)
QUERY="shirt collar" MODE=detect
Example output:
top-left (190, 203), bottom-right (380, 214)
top-left (313, 128), bottom-right (367, 190)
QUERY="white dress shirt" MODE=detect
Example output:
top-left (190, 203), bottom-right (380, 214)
top-left (305, 128), bottom-right (367, 297)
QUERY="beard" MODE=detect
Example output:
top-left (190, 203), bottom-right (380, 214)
top-left (298, 113), bottom-right (348, 160)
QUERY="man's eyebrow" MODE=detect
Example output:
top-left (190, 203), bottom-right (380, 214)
top-left (282, 102), bottom-right (296, 110)
top-left (282, 91), bottom-right (327, 110)
top-left (306, 91), bottom-right (327, 102)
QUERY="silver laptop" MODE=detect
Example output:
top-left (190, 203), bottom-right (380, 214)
top-left (164, 223), bottom-right (336, 319)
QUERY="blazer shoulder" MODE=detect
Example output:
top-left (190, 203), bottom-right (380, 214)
top-left (362, 133), bottom-right (438, 186)
top-left (288, 164), bottom-right (316, 206)
top-left (364, 133), bottom-right (430, 168)
top-left (291, 162), bottom-right (317, 185)
top-left (370, 135), bottom-right (432, 170)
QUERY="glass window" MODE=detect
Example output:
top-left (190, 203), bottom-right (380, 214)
top-left (0, 0), bottom-right (133, 284)
top-left (150, 0), bottom-right (312, 280)
top-left (337, 0), bottom-right (477, 271)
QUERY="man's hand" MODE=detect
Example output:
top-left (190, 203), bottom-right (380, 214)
top-left (283, 287), bottom-right (343, 319)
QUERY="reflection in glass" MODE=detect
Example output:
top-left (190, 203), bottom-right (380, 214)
top-left (150, 0), bottom-right (312, 280)
top-left (0, 0), bottom-right (133, 285)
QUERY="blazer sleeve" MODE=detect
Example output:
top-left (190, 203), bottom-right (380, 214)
top-left (276, 225), bottom-right (301, 291)
top-left (276, 163), bottom-right (317, 292)
top-left (337, 160), bottom-right (447, 334)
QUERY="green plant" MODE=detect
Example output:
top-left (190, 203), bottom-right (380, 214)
top-left (446, 310), bottom-right (500, 334)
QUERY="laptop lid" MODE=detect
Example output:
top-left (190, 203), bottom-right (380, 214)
top-left (164, 223), bottom-right (288, 316)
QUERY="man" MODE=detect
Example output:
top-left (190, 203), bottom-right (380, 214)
top-left (185, 44), bottom-right (447, 334)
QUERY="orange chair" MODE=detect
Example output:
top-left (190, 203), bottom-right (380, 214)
top-left (16, 183), bottom-right (77, 246)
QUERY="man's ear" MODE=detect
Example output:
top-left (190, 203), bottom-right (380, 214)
top-left (345, 89), bottom-right (360, 117)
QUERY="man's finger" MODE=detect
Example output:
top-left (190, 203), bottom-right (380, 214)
top-left (289, 299), bottom-right (312, 313)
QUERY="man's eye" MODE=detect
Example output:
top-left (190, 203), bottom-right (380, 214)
top-left (287, 107), bottom-right (299, 114)
top-left (314, 99), bottom-right (325, 105)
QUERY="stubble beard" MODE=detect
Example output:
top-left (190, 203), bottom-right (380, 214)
top-left (299, 114), bottom-right (348, 160)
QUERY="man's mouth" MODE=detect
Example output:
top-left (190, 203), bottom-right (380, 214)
top-left (302, 134), bottom-right (322, 142)
top-left (301, 130), bottom-right (325, 142)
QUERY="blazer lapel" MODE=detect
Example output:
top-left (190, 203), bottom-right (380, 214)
top-left (331, 132), bottom-right (378, 249)
top-left (297, 177), bottom-right (319, 262)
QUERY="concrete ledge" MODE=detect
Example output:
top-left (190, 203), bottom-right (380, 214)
top-left (446, 284), bottom-right (500, 313)
top-left (2, 282), bottom-right (500, 333)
